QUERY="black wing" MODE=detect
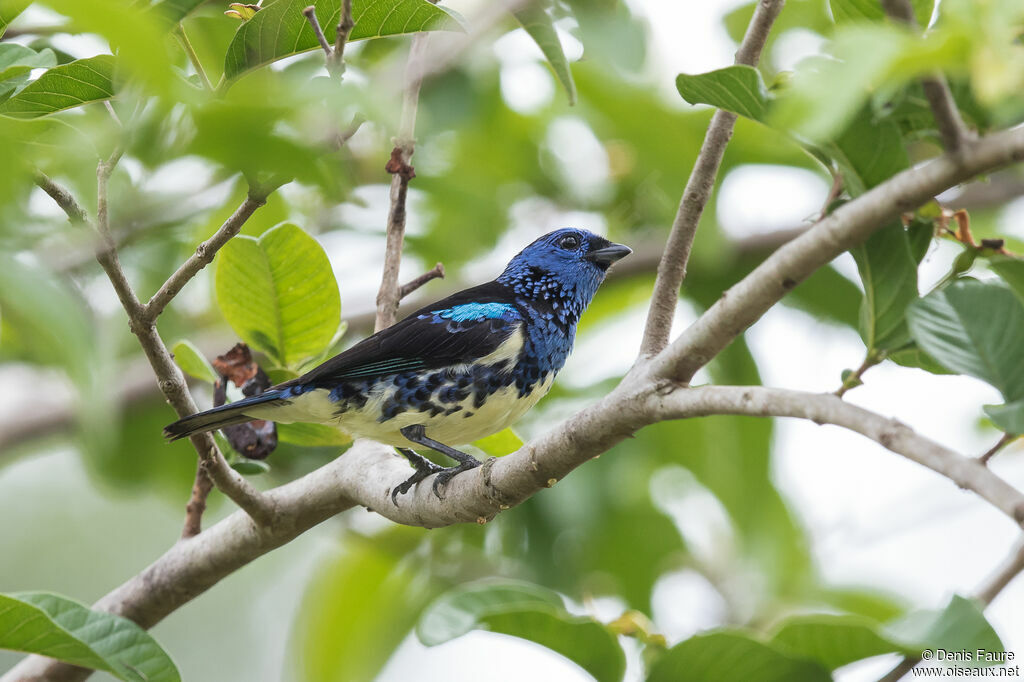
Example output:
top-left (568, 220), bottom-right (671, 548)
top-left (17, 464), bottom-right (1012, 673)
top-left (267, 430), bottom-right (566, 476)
top-left (280, 281), bottom-right (523, 390)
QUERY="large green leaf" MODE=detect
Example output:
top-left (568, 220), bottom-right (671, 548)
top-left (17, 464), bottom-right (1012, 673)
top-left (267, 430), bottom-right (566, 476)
top-left (0, 44), bottom-right (57, 84)
top-left (0, 0), bottom-right (29, 38)
top-left (0, 592), bottom-right (180, 682)
top-left (514, 1), bottom-right (576, 104)
top-left (907, 280), bottom-right (1024, 402)
top-left (288, 530), bottom-right (432, 682)
top-left (150, 0), bottom-right (207, 26)
top-left (987, 255), bottom-right (1024, 305)
top-left (0, 56), bottom-right (115, 119)
top-left (215, 222), bottom-right (341, 368)
top-left (851, 221), bottom-right (919, 352)
top-left (646, 632), bottom-right (831, 682)
top-left (675, 65), bottom-right (770, 121)
top-left (771, 614), bottom-right (916, 670)
top-left (222, 0), bottom-right (462, 83)
top-left (886, 595), bottom-right (1004, 667)
top-left (418, 579), bottom-right (626, 682)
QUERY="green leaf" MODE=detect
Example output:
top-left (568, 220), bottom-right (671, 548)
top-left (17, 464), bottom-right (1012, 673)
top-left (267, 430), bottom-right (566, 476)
top-left (0, 44), bottom-right (57, 83)
top-left (222, 0), bottom-right (462, 83)
top-left (675, 65), bottom-right (770, 121)
top-left (150, 0), bottom-right (207, 26)
top-left (986, 255), bottom-right (1024, 305)
top-left (851, 221), bottom-right (919, 352)
top-left (829, 0), bottom-right (934, 26)
top-left (418, 579), bottom-right (626, 682)
top-left (513, 1), bottom-right (576, 104)
top-left (278, 422), bottom-right (350, 447)
top-left (829, 110), bottom-right (909, 193)
top-left (0, 0), bottom-right (29, 38)
top-left (907, 280), bottom-right (1024, 402)
top-left (0, 592), bottom-right (180, 681)
top-left (171, 340), bottom-right (219, 383)
top-left (215, 222), bottom-right (341, 368)
top-left (886, 595), bottom-right (1003, 667)
top-left (472, 427), bottom-right (523, 457)
top-left (646, 632), bottom-right (831, 682)
top-left (289, 530), bottom-right (433, 682)
top-left (771, 614), bottom-right (915, 670)
top-left (0, 56), bottom-right (115, 119)
top-left (983, 401), bottom-right (1024, 434)
top-left (231, 459), bottom-right (271, 475)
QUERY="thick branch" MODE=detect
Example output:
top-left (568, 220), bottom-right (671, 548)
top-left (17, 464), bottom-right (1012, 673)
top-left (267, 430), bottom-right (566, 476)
top-left (374, 32), bottom-right (430, 331)
top-left (638, 0), bottom-right (785, 358)
top-left (881, 0), bottom-right (973, 152)
top-left (651, 126), bottom-right (1024, 384)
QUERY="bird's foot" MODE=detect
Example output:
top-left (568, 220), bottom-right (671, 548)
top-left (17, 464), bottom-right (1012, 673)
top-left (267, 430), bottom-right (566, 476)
top-left (431, 459), bottom-right (481, 499)
top-left (392, 449), bottom-right (445, 505)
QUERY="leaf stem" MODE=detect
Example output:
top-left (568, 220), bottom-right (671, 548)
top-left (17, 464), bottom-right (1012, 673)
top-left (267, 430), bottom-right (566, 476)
top-left (176, 25), bottom-right (213, 92)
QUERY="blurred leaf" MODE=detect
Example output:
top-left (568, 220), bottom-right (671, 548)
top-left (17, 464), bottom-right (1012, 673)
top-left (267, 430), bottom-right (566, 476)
top-left (222, 0), bottom-right (462, 83)
top-left (278, 422), bottom-right (350, 446)
top-left (0, 56), bottom-right (115, 119)
top-left (150, 0), bottom-right (207, 26)
top-left (829, 0), bottom-right (934, 26)
top-left (472, 427), bottom-right (523, 457)
top-left (0, 44), bottom-right (57, 83)
top-left (675, 65), bottom-right (770, 121)
top-left (289, 530), bottom-right (432, 682)
top-left (886, 595), bottom-right (1003, 666)
top-left (986, 255), bottom-right (1024, 305)
top-left (888, 344), bottom-right (953, 374)
top-left (0, 592), bottom-right (180, 682)
top-left (646, 632), bottom-right (830, 682)
top-left (231, 459), bottom-right (270, 474)
top-left (907, 280), bottom-right (1024, 401)
top-left (771, 614), bottom-right (915, 670)
top-left (0, 0), bottom-right (28, 38)
top-left (829, 109), bottom-right (909, 194)
top-left (215, 222), bottom-right (342, 368)
top-left (514, 1), bottom-right (576, 104)
top-left (851, 221), bottom-right (919, 352)
top-left (418, 579), bottom-right (626, 682)
top-left (172, 339), bottom-right (218, 383)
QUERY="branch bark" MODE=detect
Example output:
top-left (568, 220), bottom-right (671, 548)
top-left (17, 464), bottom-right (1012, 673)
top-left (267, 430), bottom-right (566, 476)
top-left (638, 0), bottom-right (785, 358)
top-left (650, 126), bottom-right (1024, 384)
top-left (374, 31), bottom-right (430, 331)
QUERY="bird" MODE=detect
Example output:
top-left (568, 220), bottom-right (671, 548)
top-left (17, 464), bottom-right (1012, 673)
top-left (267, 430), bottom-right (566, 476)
top-left (164, 228), bottom-right (631, 503)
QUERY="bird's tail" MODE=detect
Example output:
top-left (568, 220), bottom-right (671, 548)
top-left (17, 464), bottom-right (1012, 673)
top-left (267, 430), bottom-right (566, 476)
top-left (163, 390), bottom-right (289, 442)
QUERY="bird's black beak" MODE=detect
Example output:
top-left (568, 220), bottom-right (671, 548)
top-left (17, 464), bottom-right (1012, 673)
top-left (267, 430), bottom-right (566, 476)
top-left (585, 242), bottom-right (632, 268)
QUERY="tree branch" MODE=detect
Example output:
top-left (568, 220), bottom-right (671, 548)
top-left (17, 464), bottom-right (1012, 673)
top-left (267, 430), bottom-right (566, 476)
top-left (330, 0), bottom-right (354, 77)
top-left (33, 168), bottom-right (277, 530)
top-left (880, 0), bottom-right (973, 152)
top-left (637, 0), bottom-right (785, 358)
top-left (374, 32), bottom-right (430, 331)
top-left (143, 186), bottom-right (275, 323)
top-left (649, 126), bottom-right (1024, 384)
top-left (399, 262), bottom-right (444, 298)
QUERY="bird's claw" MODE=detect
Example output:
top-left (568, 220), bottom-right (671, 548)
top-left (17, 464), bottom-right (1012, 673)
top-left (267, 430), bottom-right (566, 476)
top-left (391, 457), bottom-right (444, 506)
top-left (430, 460), bottom-right (480, 499)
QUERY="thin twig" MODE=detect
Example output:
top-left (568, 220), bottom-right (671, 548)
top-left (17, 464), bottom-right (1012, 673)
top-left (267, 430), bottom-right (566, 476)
top-left (835, 353), bottom-right (881, 397)
top-left (374, 32), bottom-right (430, 331)
top-left (182, 464), bottom-right (215, 538)
top-left (880, 0), bottom-right (973, 152)
top-left (329, 0), bottom-right (354, 77)
top-left (637, 0), bottom-right (785, 359)
top-left (301, 6), bottom-right (333, 59)
top-left (980, 433), bottom-right (1016, 466)
top-left (37, 169), bottom-right (276, 530)
top-left (399, 262), bottom-right (445, 298)
top-left (176, 25), bottom-right (213, 92)
top-left (143, 188), bottom-right (272, 322)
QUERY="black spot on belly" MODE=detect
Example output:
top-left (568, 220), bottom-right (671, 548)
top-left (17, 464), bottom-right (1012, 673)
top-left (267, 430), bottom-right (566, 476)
top-left (463, 411), bottom-right (474, 418)
top-left (379, 400), bottom-right (406, 422)
top-left (445, 405), bottom-right (463, 416)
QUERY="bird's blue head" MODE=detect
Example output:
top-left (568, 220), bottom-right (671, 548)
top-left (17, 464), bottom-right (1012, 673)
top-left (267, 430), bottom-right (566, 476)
top-left (497, 228), bottom-right (631, 321)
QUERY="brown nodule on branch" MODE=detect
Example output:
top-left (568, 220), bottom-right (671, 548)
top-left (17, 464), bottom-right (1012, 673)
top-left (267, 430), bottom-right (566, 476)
top-left (385, 146), bottom-right (416, 181)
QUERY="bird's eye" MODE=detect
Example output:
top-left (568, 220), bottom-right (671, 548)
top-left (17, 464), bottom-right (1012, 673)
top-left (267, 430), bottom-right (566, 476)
top-left (558, 235), bottom-right (580, 250)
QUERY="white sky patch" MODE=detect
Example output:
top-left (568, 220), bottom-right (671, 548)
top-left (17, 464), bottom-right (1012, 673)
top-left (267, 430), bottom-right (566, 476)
top-left (544, 117), bottom-right (613, 204)
top-left (771, 28), bottom-right (827, 72)
top-left (500, 60), bottom-right (555, 114)
top-left (716, 164), bottom-right (829, 239)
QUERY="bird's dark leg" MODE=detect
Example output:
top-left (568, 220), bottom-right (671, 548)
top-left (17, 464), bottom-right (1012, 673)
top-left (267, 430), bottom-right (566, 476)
top-left (391, 448), bottom-right (444, 505)
top-left (398, 424), bottom-right (481, 499)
